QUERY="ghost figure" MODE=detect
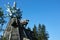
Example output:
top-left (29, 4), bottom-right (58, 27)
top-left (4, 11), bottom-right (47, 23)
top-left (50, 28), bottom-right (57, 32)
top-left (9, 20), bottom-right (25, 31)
top-left (6, 2), bottom-right (18, 18)
top-left (6, 2), bottom-right (12, 17)
top-left (6, 2), bottom-right (22, 18)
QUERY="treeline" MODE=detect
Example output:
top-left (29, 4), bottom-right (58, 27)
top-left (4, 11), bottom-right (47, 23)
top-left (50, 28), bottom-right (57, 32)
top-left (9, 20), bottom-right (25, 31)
top-left (28, 24), bottom-right (49, 40)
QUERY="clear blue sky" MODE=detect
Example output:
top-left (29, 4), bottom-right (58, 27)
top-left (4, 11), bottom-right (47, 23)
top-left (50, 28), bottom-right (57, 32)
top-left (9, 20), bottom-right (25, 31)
top-left (0, 0), bottom-right (60, 40)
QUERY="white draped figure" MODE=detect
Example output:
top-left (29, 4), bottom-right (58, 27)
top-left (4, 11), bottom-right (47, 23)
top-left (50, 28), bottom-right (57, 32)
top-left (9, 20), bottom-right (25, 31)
top-left (6, 2), bottom-right (22, 18)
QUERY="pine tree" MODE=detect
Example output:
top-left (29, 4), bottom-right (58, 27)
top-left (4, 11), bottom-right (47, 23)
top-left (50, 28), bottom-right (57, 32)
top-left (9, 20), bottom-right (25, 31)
top-left (33, 24), bottom-right (37, 38)
top-left (38, 24), bottom-right (41, 40)
top-left (41, 24), bottom-right (49, 40)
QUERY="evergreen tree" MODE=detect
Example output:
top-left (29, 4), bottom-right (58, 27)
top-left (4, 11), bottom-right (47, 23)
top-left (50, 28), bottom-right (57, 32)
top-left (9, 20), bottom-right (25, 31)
top-left (38, 24), bottom-right (41, 40)
top-left (41, 24), bottom-right (49, 40)
top-left (33, 24), bottom-right (37, 38)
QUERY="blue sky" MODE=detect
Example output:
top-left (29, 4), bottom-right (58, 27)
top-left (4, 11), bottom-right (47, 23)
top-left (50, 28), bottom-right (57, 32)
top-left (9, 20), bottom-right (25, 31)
top-left (0, 0), bottom-right (60, 40)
